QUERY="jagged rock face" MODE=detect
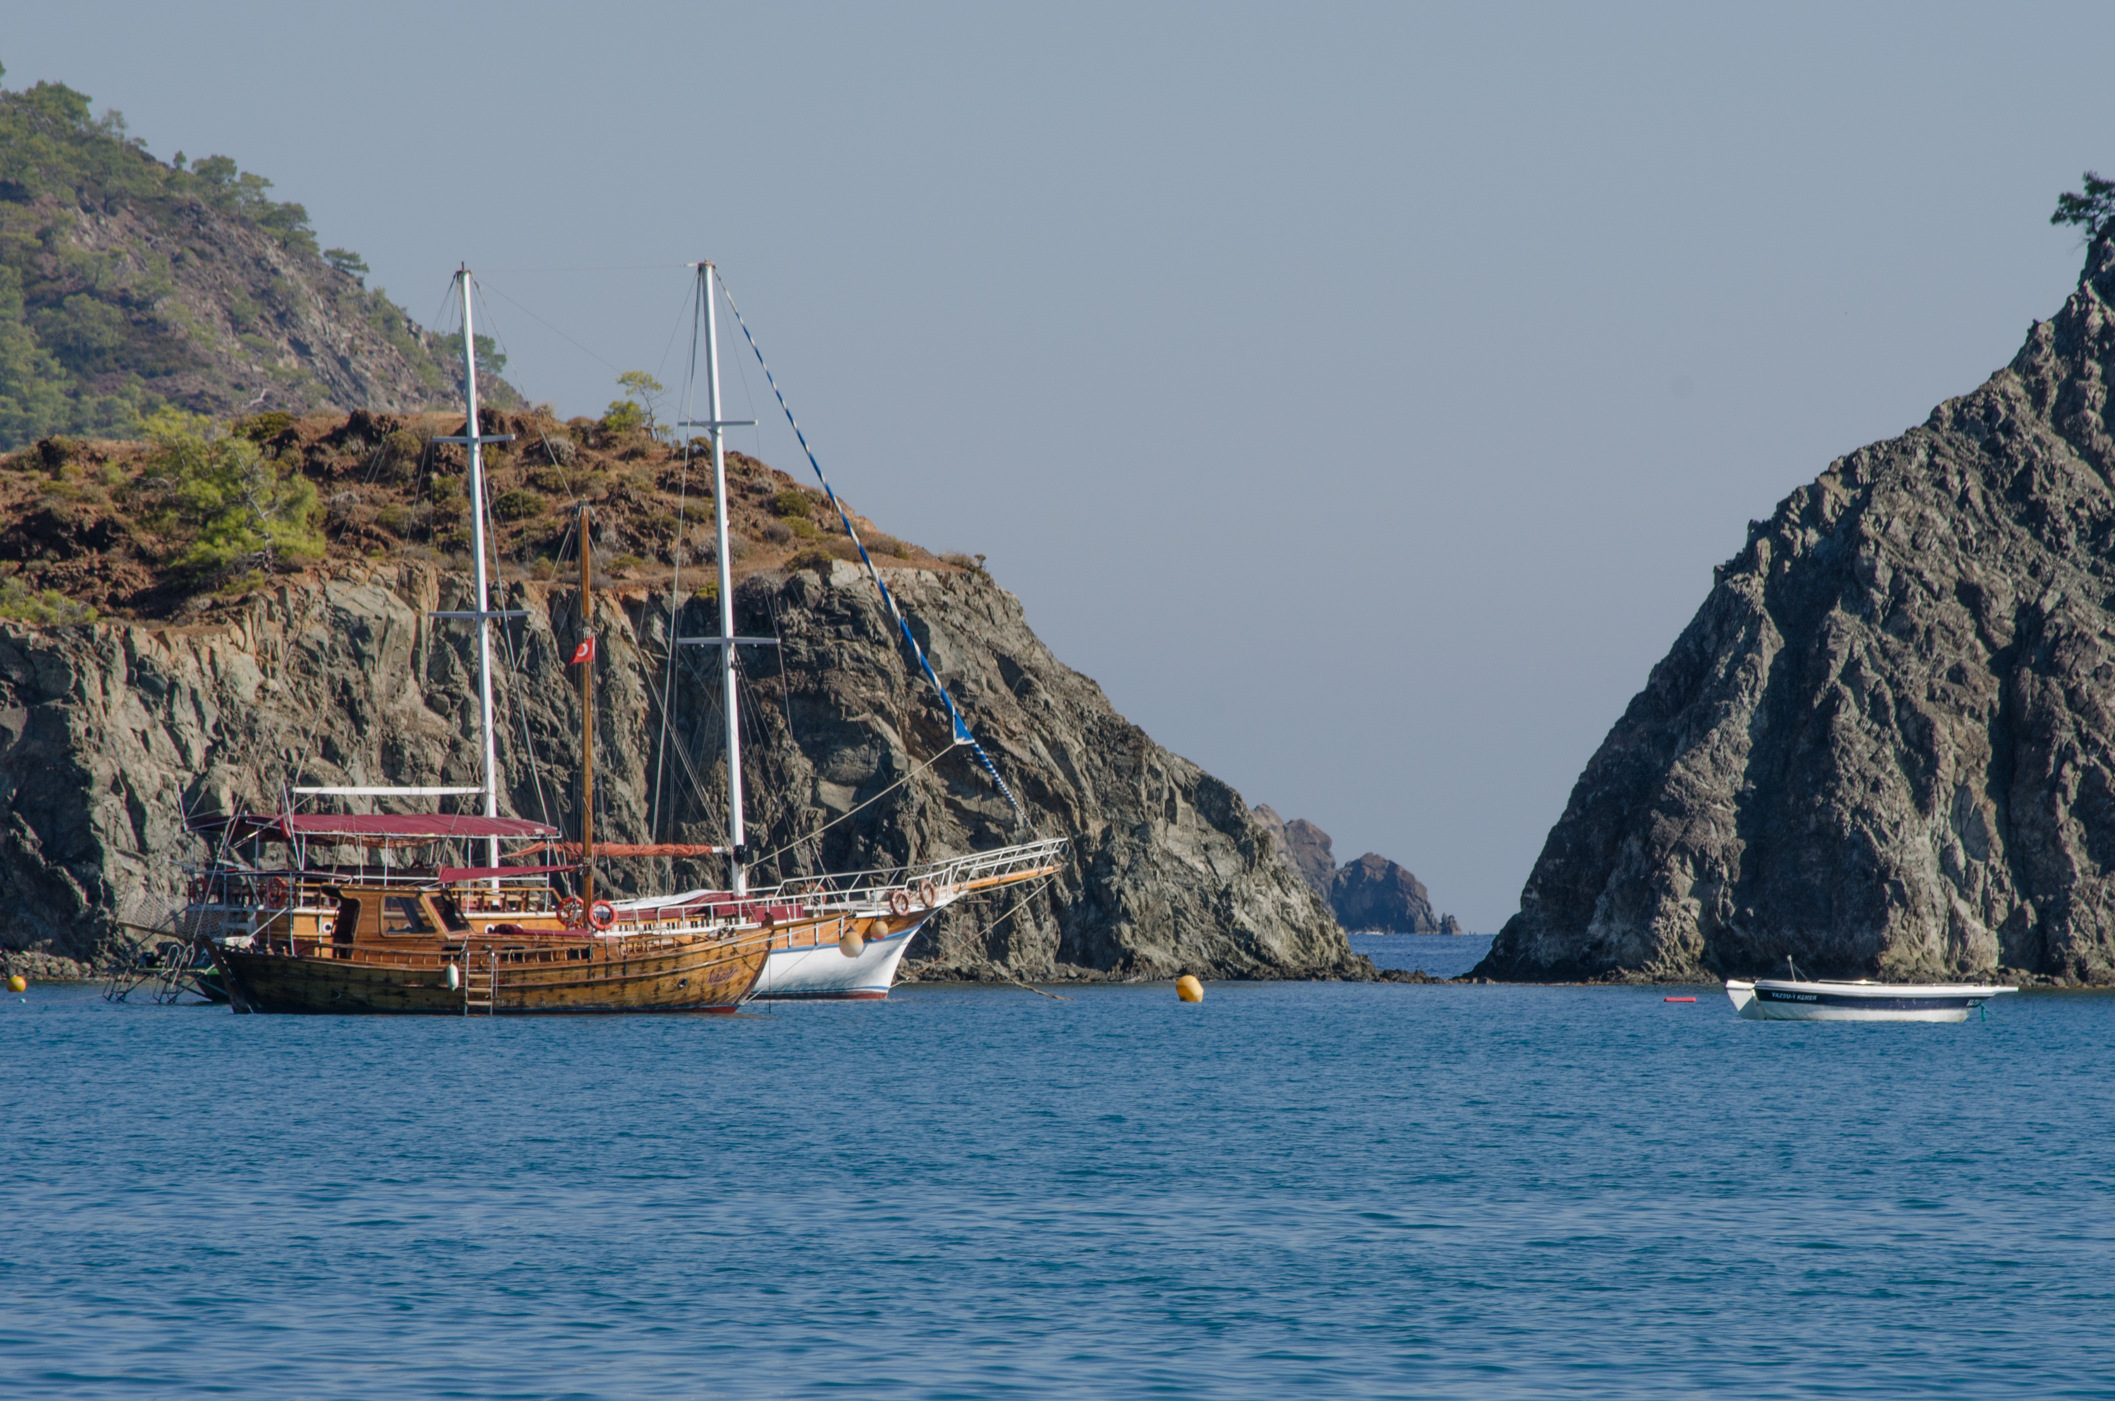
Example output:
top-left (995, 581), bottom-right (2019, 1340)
top-left (0, 559), bottom-right (1364, 983)
top-left (1477, 237), bottom-right (2115, 985)
top-left (1330, 852), bottom-right (1446, 934)
top-left (1250, 803), bottom-right (1336, 894)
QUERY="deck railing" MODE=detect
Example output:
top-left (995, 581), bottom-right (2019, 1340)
top-left (182, 837), bottom-right (1068, 935)
top-left (760, 835), bottom-right (1068, 911)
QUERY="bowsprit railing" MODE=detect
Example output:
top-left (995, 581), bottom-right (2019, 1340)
top-left (764, 836), bottom-right (1068, 913)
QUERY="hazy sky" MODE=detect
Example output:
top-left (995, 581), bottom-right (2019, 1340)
top-left (12, 3), bottom-right (2115, 928)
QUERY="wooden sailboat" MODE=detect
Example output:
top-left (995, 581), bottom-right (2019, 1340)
top-left (192, 262), bottom-right (1063, 1010)
top-left (196, 268), bottom-right (773, 1014)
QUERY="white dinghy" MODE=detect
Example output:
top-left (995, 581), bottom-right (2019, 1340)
top-left (1725, 971), bottom-right (2017, 1023)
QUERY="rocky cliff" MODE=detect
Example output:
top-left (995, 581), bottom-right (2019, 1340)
top-left (0, 557), bottom-right (1366, 984)
top-left (1477, 235), bottom-right (2115, 985)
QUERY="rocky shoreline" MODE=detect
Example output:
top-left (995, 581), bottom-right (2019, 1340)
top-left (1, 558), bottom-right (1373, 985)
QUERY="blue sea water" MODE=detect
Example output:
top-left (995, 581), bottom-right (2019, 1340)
top-left (5, 963), bottom-right (2114, 1399)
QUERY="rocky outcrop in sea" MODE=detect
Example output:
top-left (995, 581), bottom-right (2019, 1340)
top-left (1250, 805), bottom-right (1458, 933)
top-left (1477, 236), bottom-right (2115, 985)
top-left (0, 560), bottom-right (1368, 984)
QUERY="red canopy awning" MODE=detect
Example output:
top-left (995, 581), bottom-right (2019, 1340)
top-left (194, 812), bottom-right (560, 843)
top-left (435, 864), bottom-right (572, 883)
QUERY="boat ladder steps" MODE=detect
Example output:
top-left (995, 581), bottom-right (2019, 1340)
top-left (462, 951), bottom-right (498, 1016)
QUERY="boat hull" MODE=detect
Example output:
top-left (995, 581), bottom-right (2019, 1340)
top-left (754, 920), bottom-right (922, 999)
top-left (1725, 978), bottom-right (2017, 1023)
top-left (213, 929), bottom-right (769, 1015)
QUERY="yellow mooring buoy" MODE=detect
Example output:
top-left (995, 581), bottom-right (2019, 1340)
top-left (1176, 974), bottom-right (1203, 1003)
top-left (7, 973), bottom-right (27, 994)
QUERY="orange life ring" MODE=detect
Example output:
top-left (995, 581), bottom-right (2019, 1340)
top-left (263, 876), bottom-right (291, 908)
top-left (558, 896), bottom-right (586, 927)
top-left (590, 900), bottom-right (617, 930)
top-left (887, 888), bottom-right (912, 917)
top-left (916, 880), bottom-right (938, 908)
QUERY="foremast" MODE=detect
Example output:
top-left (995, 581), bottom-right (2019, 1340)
top-left (434, 267), bottom-right (518, 880)
top-left (296, 267), bottom-right (520, 885)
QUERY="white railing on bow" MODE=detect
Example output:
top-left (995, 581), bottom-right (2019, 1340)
top-left (760, 836), bottom-right (1067, 912)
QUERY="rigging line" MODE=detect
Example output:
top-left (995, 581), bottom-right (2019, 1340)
top-left (636, 636), bottom-right (730, 849)
top-left (477, 279), bottom-right (626, 375)
top-left (265, 585), bottom-right (339, 815)
top-left (745, 740), bottom-right (961, 873)
top-left (761, 585), bottom-right (797, 740)
top-left (728, 321), bottom-right (764, 460)
top-left (732, 662), bottom-right (800, 883)
top-left (712, 270), bottom-right (1024, 819)
top-left (949, 876), bottom-right (1069, 1000)
top-left (652, 271), bottom-right (705, 849)
top-left (466, 263), bottom-right (694, 274)
top-left (428, 276), bottom-right (460, 351)
top-left (496, 610), bottom-right (555, 833)
top-left (649, 277), bottom-right (691, 414)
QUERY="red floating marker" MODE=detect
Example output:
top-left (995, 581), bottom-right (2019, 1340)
top-left (1664, 996), bottom-right (1697, 1002)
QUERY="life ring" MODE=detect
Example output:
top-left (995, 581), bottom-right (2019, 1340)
top-left (590, 900), bottom-right (617, 930)
top-left (887, 888), bottom-right (912, 917)
top-left (558, 896), bottom-right (586, 927)
top-left (263, 876), bottom-right (291, 908)
top-left (917, 880), bottom-right (938, 908)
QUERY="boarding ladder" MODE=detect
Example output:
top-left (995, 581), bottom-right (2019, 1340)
top-left (462, 948), bottom-right (498, 1016)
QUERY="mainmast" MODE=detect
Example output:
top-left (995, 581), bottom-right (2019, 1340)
top-left (578, 502), bottom-right (596, 911)
top-left (675, 264), bottom-right (763, 899)
top-left (705, 270), bottom-right (746, 898)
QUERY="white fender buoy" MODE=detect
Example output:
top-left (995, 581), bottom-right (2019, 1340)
top-left (445, 964), bottom-right (461, 991)
top-left (839, 927), bottom-right (866, 959)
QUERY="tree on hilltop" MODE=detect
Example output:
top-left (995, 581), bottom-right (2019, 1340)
top-left (2052, 171), bottom-right (2115, 242)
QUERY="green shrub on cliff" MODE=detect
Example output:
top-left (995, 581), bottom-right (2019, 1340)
top-left (2053, 171), bottom-right (2115, 242)
top-left (0, 573), bottom-right (96, 624)
top-left (491, 487), bottom-right (546, 520)
top-left (137, 408), bottom-right (322, 576)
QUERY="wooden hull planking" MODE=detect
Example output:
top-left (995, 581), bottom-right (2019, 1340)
top-left (213, 927), bottom-right (770, 1015)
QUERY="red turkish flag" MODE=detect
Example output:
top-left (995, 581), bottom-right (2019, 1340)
top-left (570, 636), bottom-right (596, 665)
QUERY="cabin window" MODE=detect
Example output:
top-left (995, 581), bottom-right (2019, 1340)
top-left (384, 896), bottom-right (435, 934)
top-left (431, 895), bottom-right (471, 933)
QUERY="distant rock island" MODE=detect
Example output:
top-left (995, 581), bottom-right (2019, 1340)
top-left (1252, 805), bottom-right (1462, 934)
top-left (1478, 228), bottom-right (2115, 986)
